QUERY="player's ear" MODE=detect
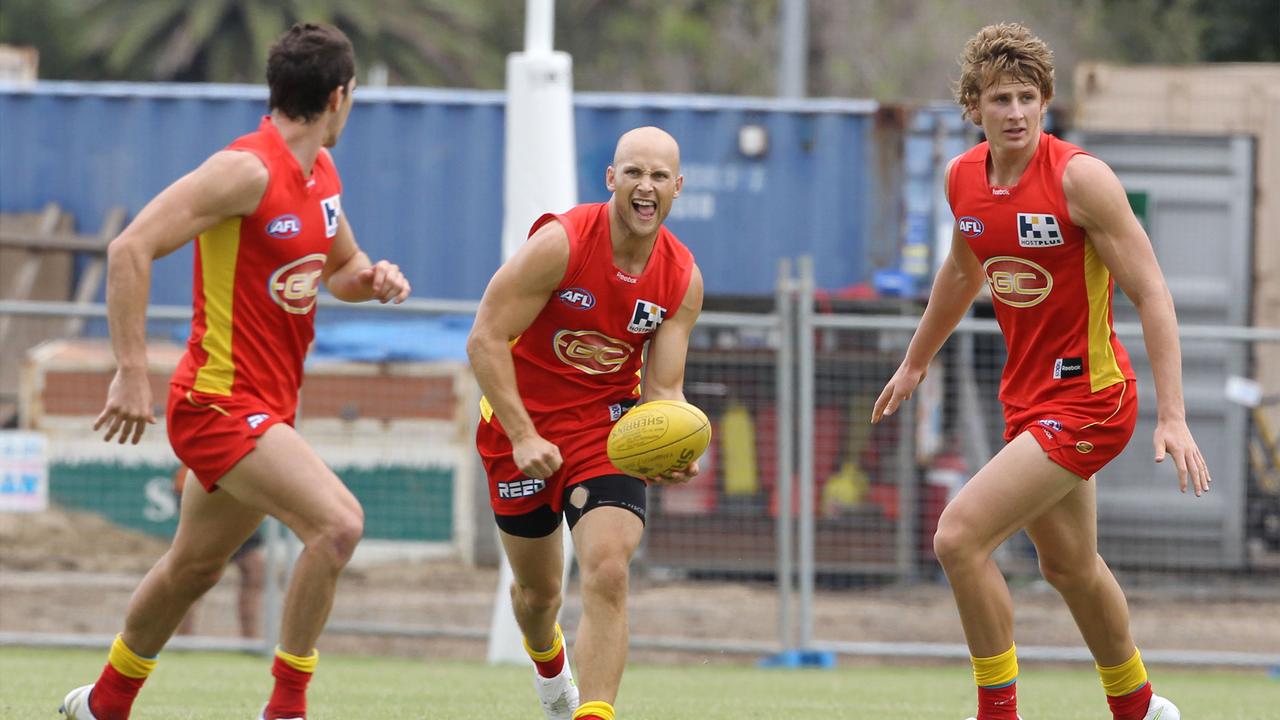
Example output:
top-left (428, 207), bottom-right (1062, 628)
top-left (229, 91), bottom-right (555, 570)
top-left (673, 174), bottom-right (682, 198)
top-left (328, 85), bottom-right (343, 112)
top-left (605, 165), bottom-right (616, 192)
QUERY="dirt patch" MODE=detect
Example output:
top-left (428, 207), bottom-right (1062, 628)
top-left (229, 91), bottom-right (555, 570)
top-left (3, 507), bottom-right (1277, 662)
top-left (0, 506), bottom-right (169, 574)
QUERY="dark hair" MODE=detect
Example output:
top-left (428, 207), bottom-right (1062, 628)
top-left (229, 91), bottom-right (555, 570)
top-left (266, 23), bottom-right (355, 122)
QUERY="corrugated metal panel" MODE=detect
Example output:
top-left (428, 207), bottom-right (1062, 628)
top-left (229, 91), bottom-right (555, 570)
top-left (1074, 61), bottom-right (1280, 461)
top-left (1, 82), bottom-right (880, 301)
top-left (1070, 131), bottom-right (1255, 569)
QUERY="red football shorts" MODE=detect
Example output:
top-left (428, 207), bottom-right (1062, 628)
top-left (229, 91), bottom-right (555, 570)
top-left (166, 384), bottom-right (292, 491)
top-left (477, 413), bottom-right (622, 516)
top-left (1004, 380), bottom-right (1138, 480)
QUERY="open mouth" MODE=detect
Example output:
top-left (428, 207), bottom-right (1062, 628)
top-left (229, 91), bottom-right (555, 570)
top-left (632, 198), bottom-right (657, 220)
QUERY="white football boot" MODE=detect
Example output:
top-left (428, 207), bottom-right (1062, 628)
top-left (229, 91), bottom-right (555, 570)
top-left (533, 661), bottom-right (579, 720)
top-left (1143, 694), bottom-right (1180, 720)
top-left (60, 685), bottom-right (98, 719)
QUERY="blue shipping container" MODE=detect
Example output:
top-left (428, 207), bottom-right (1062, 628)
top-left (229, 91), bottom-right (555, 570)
top-left (1, 82), bottom-right (881, 301)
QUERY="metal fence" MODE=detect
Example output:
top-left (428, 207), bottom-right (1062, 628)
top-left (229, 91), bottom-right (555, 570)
top-left (2, 272), bottom-right (1278, 668)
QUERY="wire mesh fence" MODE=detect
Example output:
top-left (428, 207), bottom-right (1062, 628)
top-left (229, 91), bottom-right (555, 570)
top-left (2, 287), bottom-right (1278, 668)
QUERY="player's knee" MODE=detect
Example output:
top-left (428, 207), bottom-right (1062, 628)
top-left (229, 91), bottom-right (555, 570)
top-left (581, 556), bottom-right (630, 603)
top-left (1038, 551), bottom-right (1097, 591)
top-left (313, 506), bottom-right (364, 568)
top-left (932, 519), bottom-right (977, 570)
top-left (515, 579), bottom-right (562, 615)
top-left (171, 555), bottom-right (227, 596)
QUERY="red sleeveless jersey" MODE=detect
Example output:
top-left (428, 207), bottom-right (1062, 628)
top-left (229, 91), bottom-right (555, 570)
top-left (171, 116), bottom-right (343, 418)
top-left (948, 132), bottom-right (1134, 408)
top-left (481, 202), bottom-right (695, 435)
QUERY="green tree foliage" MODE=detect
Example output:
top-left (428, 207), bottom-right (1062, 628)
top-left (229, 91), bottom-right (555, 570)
top-left (0, 0), bottom-right (82, 79)
top-left (1197, 0), bottom-right (1280, 62)
top-left (3, 0), bottom-right (1276, 98)
top-left (5, 0), bottom-right (501, 85)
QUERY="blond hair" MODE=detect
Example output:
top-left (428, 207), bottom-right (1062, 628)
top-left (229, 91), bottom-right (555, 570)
top-left (954, 23), bottom-right (1054, 114)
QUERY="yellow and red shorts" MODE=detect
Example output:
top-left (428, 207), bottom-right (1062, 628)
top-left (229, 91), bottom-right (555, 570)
top-left (1003, 380), bottom-right (1137, 480)
top-left (166, 384), bottom-right (292, 491)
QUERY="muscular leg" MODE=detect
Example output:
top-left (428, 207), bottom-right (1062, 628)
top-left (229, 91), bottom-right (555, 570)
top-left (499, 523), bottom-right (566, 653)
top-left (932, 432), bottom-right (1082, 656)
top-left (570, 506), bottom-right (644, 705)
top-left (1024, 478), bottom-right (1135, 666)
top-left (214, 424), bottom-right (364, 656)
top-left (120, 473), bottom-right (264, 656)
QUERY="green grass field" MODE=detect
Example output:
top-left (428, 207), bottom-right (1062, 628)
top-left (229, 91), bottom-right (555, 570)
top-left (2, 647), bottom-right (1275, 719)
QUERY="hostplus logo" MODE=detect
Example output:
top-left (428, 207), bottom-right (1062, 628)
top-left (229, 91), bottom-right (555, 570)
top-left (627, 299), bottom-right (667, 334)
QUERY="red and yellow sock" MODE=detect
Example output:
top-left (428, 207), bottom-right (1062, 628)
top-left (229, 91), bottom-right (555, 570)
top-left (573, 700), bottom-right (615, 720)
top-left (524, 623), bottom-right (566, 679)
top-left (1099, 648), bottom-right (1153, 720)
top-left (88, 634), bottom-right (158, 720)
top-left (265, 646), bottom-right (318, 720)
top-left (972, 643), bottom-right (1019, 720)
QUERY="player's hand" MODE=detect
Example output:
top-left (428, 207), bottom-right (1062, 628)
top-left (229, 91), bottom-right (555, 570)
top-left (511, 434), bottom-right (563, 480)
top-left (93, 367), bottom-right (156, 444)
top-left (1153, 418), bottom-right (1211, 497)
top-left (357, 260), bottom-right (411, 304)
top-left (871, 363), bottom-right (928, 423)
top-left (648, 460), bottom-right (700, 486)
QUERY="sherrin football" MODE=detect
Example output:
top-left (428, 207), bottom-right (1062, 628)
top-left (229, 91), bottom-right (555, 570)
top-left (607, 400), bottom-right (711, 478)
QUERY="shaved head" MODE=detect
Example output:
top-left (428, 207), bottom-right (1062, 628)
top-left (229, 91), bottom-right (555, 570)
top-left (613, 126), bottom-right (681, 170)
top-left (606, 126), bottom-right (683, 240)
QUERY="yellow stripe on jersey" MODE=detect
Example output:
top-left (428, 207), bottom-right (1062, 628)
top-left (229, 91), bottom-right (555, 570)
top-left (193, 218), bottom-right (241, 396)
top-left (479, 395), bottom-right (494, 423)
top-left (1083, 239), bottom-right (1126, 392)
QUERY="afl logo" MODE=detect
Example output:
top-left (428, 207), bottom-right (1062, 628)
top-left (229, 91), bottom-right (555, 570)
top-left (983, 256), bottom-right (1053, 308)
top-left (268, 253), bottom-right (326, 315)
top-left (553, 329), bottom-right (633, 375)
top-left (958, 216), bottom-right (984, 238)
top-left (557, 287), bottom-right (596, 310)
top-left (266, 214), bottom-right (302, 239)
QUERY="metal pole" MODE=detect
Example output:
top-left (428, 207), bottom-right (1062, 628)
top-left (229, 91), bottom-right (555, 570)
top-left (774, 258), bottom-right (795, 652)
top-left (525, 0), bottom-right (554, 55)
top-left (894, 385), bottom-right (918, 582)
top-left (260, 516), bottom-right (284, 656)
top-left (796, 255), bottom-right (816, 648)
top-left (777, 0), bottom-right (808, 98)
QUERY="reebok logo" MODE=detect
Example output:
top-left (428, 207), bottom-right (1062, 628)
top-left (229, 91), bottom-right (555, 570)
top-left (1053, 357), bottom-right (1083, 379)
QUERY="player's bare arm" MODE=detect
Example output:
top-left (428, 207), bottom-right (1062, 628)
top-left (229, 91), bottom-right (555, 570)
top-left (1064, 153), bottom-right (1210, 496)
top-left (95, 149), bottom-right (269, 445)
top-left (466, 220), bottom-right (571, 480)
top-left (321, 212), bottom-right (411, 304)
top-left (637, 265), bottom-right (704, 485)
top-left (874, 158), bottom-right (986, 424)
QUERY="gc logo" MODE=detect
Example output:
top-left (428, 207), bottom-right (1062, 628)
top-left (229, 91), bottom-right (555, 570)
top-left (553, 330), bottom-right (634, 375)
top-left (983, 256), bottom-right (1053, 308)
top-left (268, 253), bottom-right (326, 314)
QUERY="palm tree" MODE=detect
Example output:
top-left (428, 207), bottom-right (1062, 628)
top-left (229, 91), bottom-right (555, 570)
top-left (73, 0), bottom-right (503, 86)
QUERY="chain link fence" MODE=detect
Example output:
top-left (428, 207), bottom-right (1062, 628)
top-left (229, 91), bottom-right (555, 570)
top-left (2, 276), bottom-right (1278, 668)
